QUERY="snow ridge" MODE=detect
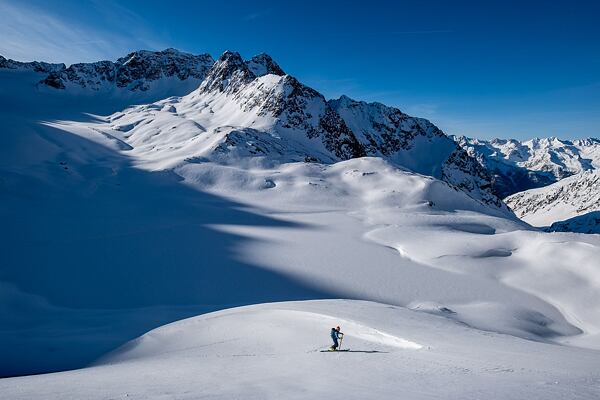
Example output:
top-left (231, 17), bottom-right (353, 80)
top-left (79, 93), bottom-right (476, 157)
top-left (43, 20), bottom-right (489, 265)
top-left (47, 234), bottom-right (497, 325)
top-left (1, 49), bottom-right (215, 91)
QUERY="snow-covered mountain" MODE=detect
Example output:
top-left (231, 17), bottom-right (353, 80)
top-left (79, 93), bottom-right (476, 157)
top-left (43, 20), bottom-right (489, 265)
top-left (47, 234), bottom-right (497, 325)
top-left (505, 170), bottom-right (600, 232)
top-left (2, 48), bottom-right (600, 398)
top-left (454, 136), bottom-right (600, 197)
top-left (44, 50), bottom-right (504, 211)
top-left (1, 48), bottom-right (215, 92)
top-left (330, 96), bottom-right (500, 207)
top-left (2, 49), bottom-right (595, 218)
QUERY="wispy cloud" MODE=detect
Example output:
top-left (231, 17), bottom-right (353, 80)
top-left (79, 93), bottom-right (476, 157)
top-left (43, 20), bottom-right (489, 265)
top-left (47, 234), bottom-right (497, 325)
top-left (242, 9), bottom-right (271, 21)
top-left (403, 103), bottom-right (439, 117)
top-left (0, 1), bottom-right (167, 65)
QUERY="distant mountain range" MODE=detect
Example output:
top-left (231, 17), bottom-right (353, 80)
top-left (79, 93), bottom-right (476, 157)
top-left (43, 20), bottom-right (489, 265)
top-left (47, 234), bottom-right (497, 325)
top-left (2, 48), bottom-right (599, 231)
top-left (453, 136), bottom-right (600, 230)
top-left (505, 170), bottom-right (600, 233)
top-left (453, 136), bottom-right (600, 198)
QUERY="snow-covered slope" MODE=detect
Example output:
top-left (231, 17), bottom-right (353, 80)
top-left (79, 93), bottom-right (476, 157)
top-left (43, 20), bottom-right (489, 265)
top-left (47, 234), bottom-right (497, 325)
top-left (505, 170), bottom-right (600, 230)
top-left (2, 300), bottom-right (599, 400)
top-left (330, 96), bottom-right (501, 207)
top-left (2, 49), bottom-right (600, 398)
top-left (454, 136), bottom-right (600, 197)
top-left (3, 147), bottom-right (600, 376)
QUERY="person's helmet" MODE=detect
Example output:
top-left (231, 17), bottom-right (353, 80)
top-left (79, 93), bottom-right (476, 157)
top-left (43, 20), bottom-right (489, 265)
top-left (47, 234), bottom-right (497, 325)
top-left (336, 326), bottom-right (341, 331)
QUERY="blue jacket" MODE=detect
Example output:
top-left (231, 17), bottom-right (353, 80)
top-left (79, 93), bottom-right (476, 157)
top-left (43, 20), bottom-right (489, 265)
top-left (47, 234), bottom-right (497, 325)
top-left (331, 328), bottom-right (340, 340)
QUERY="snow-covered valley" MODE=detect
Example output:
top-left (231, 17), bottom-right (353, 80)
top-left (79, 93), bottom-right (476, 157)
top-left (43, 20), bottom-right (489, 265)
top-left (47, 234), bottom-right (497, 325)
top-left (1, 49), bottom-right (600, 398)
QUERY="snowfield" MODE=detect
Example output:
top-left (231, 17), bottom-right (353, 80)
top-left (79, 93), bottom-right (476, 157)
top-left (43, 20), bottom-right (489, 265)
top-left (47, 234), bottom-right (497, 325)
top-left (2, 50), bottom-right (600, 398)
top-left (2, 300), bottom-right (600, 400)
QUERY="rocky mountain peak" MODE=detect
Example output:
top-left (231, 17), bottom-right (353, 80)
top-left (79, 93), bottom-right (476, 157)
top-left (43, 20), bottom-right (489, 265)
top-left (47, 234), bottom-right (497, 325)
top-left (199, 51), bottom-right (254, 93)
top-left (329, 95), bottom-right (358, 108)
top-left (246, 53), bottom-right (285, 77)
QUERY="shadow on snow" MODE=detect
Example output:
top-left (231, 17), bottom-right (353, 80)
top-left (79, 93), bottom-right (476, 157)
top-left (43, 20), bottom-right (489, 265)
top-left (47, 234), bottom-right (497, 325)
top-left (0, 117), bottom-right (341, 377)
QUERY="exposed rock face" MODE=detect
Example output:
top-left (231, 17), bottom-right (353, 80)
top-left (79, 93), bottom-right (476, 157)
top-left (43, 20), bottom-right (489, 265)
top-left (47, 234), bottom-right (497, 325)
top-left (442, 148), bottom-right (504, 208)
top-left (329, 95), bottom-right (446, 156)
top-left (246, 53), bottom-right (285, 77)
top-left (193, 52), bottom-right (365, 161)
top-left (199, 51), bottom-right (253, 94)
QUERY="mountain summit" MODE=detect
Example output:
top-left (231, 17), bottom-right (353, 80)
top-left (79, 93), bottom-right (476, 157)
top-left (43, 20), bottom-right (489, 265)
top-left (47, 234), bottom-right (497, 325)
top-left (0, 49), bottom-right (506, 211)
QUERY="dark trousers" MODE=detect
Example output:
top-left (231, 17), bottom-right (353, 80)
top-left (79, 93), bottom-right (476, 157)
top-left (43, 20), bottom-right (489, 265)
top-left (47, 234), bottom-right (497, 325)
top-left (331, 336), bottom-right (339, 349)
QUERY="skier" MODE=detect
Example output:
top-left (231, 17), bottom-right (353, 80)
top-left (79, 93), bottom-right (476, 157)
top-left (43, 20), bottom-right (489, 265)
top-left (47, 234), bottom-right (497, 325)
top-left (330, 326), bottom-right (343, 351)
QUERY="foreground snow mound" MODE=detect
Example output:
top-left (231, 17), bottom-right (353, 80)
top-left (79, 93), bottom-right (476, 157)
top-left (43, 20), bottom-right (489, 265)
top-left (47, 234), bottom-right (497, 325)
top-left (2, 300), bottom-right (599, 400)
top-left (103, 302), bottom-right (422, 366)
top-left (505, 170), bottom-right (600, 230)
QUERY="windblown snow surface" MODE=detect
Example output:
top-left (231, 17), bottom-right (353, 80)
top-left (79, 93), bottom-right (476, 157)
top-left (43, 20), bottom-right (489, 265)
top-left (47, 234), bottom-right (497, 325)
top-left (1, 53), bottom-right (600, 399)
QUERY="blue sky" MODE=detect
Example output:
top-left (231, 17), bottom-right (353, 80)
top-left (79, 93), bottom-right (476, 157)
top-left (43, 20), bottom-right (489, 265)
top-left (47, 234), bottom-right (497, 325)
top-left (1, 0), bottom-right (599, 140)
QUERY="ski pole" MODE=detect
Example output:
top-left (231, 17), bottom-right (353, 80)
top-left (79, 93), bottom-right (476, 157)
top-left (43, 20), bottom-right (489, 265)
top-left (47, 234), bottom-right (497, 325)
top-left (339, 333), bottom-right (343, 351)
